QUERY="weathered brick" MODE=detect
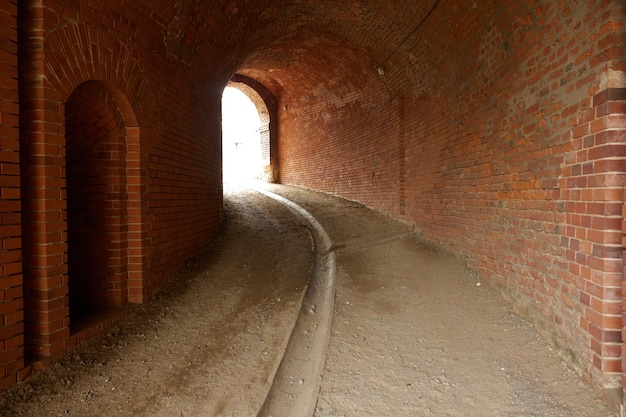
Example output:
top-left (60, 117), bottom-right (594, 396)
top-left (1, 0), bottom-right (625, 406)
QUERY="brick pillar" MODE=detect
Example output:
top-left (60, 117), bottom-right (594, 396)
top-left (609, 89), bottom-right (626, 399)
top-left (563, 86), bottom-right (626, 396)
top-left (19, 0), bottom-right (70, 362)
top-left (125, 126), bottom-right (147, 303)
top-left (398, 95), bottom-right (406, 216)
top-left (0, 0), bottom-right (24, 391)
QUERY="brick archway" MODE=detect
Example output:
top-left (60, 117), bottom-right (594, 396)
top-left (65, 81), bottom-right (141, 329)
top-left (19, 13), bottom-right (151, 363)
top-left (229, 75), bottom-right (279, 182)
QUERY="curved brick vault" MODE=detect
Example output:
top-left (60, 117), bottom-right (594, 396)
top-left (1, 0), bottom-right (625, 411)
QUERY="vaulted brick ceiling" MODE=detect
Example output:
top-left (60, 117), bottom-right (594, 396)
top-left (229, 0), bottom-right (440, 96)
top-left (153, 0), bottom-right (448, 97)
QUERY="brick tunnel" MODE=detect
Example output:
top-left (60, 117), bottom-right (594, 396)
top-left (1, 0), bottom-right (626, 413)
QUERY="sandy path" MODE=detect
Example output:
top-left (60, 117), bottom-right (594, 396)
top-left (0, 188), bottom-right (312, 417)
top-left (0, 184), bottom-right (615, 416)
top-left (268, 185), bottom-right (613, 417)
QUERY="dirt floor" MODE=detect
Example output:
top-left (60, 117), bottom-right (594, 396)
top-left (0, 184), bottom-right (616, 416)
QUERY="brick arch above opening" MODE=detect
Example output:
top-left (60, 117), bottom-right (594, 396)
top-left (43, 22), bottom-right (152, 124)
top-left (228, 81), bottom-right (270, 129)
top-left (66, 81), bottom-right (139, 161)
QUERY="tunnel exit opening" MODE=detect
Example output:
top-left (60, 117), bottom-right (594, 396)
top-left (222, 83), bottom-right (273, 187)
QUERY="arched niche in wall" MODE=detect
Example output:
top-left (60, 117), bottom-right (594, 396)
top-left (65, 80), bottom-right (140, 330)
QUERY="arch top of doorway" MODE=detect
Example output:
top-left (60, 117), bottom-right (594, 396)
top-left (41, 21), bottom-right (155, 128)
top-left (229, 74), bottom-right (277, 115)
top-left (69, 80), bottom-right (140, 130)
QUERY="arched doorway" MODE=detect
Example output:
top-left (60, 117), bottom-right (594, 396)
top-left (65, 81), bottom-right (140, 329)
top-left (222, 78), bottom-right (277, 186)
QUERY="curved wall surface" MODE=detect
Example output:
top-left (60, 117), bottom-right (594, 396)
top-left (1, 0), bottom-right (624, 406)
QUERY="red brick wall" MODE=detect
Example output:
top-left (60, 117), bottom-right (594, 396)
top-left (0, 0), bottom-right (22, 392)
top-left (277, 0), bottom-right (626, 396)
top-left (1, 0), bottom-right (624, 404)
top-left (276, 36), bottom-right (402, 214)
top-left (36, 4), bottom-right (223, 296)
top-left (14, 0), bottom-right (223, 373)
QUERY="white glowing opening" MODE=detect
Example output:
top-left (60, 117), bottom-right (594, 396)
top-left (221, 87), bottom-right (263, 185)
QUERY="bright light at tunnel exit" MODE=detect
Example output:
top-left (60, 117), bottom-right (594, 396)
top-left (221, 87), bottom-right (263, 186)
